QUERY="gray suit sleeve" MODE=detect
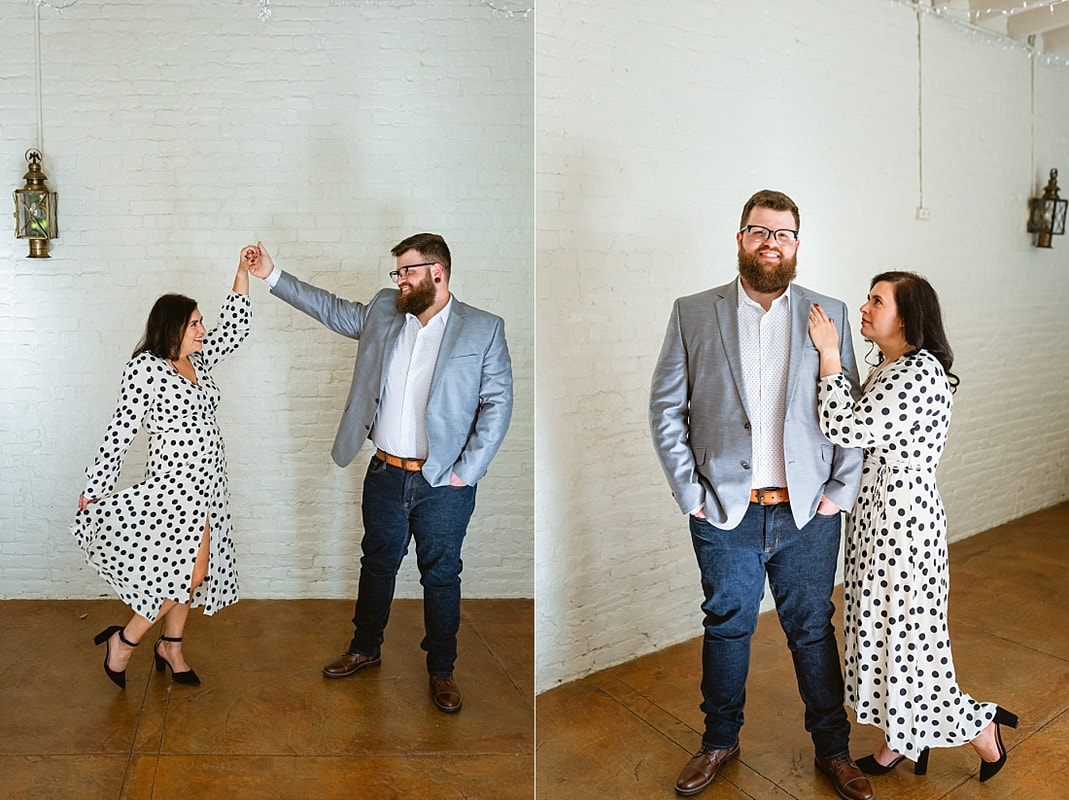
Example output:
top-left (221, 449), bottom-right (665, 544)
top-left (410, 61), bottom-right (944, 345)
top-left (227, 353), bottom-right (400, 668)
top-left (822, 301), bottom-right (864, 509)
top-left (271, 270), bottom-right (372, 339)
top-left (649, 300), bottom-right (705, 515)
top-left (453, 316), bottom-right (513, 485)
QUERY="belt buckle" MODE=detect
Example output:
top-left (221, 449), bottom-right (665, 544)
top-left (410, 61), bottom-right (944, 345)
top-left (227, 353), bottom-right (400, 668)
top-left (756, 487), bottom-right (777, 505)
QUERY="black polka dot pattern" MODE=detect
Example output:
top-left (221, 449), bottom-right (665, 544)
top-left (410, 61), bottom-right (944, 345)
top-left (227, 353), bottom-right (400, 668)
top-left (817, 350), bottom-right (995, 756)
top-left (70, 293), bottom-right (251, 622)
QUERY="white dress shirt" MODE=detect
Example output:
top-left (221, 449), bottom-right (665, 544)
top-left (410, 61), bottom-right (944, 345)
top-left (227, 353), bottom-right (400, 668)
top-left (372, 299), bottom-right (451, 459)
top-left (264, 266), bottom-right (452, 461)
top-left (737, 277), bottom-right (790, 489)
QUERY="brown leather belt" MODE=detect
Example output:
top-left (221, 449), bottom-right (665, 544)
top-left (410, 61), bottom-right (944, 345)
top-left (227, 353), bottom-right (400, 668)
top-left (750, 487), bottom-right (789, 505)
top-left (375, 448), bottom-right (426, 471)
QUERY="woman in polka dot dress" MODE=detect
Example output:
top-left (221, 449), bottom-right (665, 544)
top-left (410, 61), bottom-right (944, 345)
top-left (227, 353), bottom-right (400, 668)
top-left (807, 271), bottom-right (1017, 784)
top-left (72, 247), bottom-right (255, 689)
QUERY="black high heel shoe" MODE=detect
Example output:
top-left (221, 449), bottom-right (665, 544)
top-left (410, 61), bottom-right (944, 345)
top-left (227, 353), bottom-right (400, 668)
top-left (978, 706), bottom-right (1019, 782)
top-left (93, 625), bottom-right (137, 689)
top-left (856, 747), bottom-right (929, 776)
top-left (154, 635), bottom-right (201, 686)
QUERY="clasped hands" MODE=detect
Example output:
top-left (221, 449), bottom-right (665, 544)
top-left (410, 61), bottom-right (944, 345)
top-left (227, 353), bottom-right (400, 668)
top-left (241, 241), bottom-right (275, 280)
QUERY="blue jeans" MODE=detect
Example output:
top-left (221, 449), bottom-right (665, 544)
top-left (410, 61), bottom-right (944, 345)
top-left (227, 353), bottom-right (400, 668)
top-left (348, 455), bottom-right (477, 675)
top-left (690, 503), bottom-right (850, 759)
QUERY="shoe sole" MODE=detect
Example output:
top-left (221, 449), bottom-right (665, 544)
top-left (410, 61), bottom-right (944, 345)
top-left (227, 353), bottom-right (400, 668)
top-left (432, 697), bottom-right (463, 713)
top-left (675, 749), bottom-right (738, 796)
top-left (322, 658), bottom-right (381, 679)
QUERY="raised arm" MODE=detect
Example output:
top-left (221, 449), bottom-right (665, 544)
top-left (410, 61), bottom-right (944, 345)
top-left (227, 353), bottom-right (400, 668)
top-left (245, 241), bottom-right (373, 340)
top-left (198, 248), bottom-right (253, 371)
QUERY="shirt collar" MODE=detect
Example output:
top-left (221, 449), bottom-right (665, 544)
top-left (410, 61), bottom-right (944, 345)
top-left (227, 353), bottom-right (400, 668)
top-left (405, 295), bottom-right (453, 328)
top-left (736, 276), bottom-right (791, 311)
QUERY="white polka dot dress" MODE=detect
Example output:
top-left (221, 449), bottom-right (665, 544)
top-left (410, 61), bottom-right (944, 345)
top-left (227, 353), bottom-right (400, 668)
top-left (71, 293), bottom-right (250, 623)
top-left (817, 350), bottom-right (995, 757)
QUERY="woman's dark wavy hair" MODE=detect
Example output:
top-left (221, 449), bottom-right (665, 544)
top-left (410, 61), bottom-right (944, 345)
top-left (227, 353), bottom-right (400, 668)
top-left (871, 271), bottom-right (959, 391)
top-left (132, 293), bottom-right (198, 360)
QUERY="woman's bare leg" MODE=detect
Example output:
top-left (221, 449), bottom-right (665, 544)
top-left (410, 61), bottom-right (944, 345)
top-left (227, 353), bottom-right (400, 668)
top-left (156, 518), bottom-right (210, 673)
top-left (104, 599), bottom-right (178, 673)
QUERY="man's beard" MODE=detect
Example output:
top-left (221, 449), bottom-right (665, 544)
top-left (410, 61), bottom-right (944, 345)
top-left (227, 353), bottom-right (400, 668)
top-left (396, 273), bottom-right (437, 315)
top-left (737, 248), bottom-right (797, 294)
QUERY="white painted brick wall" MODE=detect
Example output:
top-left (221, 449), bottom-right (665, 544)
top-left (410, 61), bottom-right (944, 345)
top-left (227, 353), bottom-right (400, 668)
top-left (536, 0), bottom-right (1069, 692)
top-left (1, 2), bottom-right (533, 604)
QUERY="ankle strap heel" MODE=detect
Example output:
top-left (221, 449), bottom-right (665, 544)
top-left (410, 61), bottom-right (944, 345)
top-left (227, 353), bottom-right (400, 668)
top-left (118, 628), bottom-right (139, 647)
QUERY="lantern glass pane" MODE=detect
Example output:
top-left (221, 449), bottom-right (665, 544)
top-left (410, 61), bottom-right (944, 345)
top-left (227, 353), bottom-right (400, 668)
top-left (14, 190), bottom-right (57, 239)
top-left (1028, 198), bottom-right (1055, 233)
top-left (1053, 199), bottom-right (1067, 236)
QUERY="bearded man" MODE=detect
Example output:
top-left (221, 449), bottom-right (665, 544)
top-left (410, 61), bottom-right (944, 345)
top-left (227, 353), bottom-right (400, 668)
top-left (649, 191), bottom-right (873, 800)
top-left (247, 233), bottom-right (512, 713)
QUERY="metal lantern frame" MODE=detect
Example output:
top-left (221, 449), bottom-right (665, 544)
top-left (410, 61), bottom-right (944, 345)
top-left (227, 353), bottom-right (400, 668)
top-left (1027, 168), bottom-right (1067, 249)
top-left (13, 148), bottom-right (59, 258)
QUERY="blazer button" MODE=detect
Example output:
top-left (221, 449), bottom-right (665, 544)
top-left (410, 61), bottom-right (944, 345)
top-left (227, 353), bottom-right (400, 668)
top-left (741, 461), bottom-right (751, 470)
top-left (743, 422), bottom-right (751, 430)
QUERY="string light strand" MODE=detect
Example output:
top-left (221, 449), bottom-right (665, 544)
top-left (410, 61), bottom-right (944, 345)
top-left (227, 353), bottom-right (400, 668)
top-left (479, 0), bottom-right (534, 20)
top-left (888, 0), bottom-right (1069, 70)
top-left (26, 0), bottom-right (80, 11)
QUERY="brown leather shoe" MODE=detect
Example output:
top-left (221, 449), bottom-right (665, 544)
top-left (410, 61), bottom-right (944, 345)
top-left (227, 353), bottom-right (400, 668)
top-left (675, 742), bottom-right (739, 796)
top-left (429, 674), bottom-right (463, 713)
top-left (321, 651), bottom-right (381, 678)
top-left (814, 754), bottom-right (875, 800)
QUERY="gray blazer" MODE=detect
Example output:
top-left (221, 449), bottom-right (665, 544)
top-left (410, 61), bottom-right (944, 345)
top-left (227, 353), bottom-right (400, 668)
top-left (272, 270), bottom-right (513, 487)
top-left (649, 280), bottom-right (863, 530)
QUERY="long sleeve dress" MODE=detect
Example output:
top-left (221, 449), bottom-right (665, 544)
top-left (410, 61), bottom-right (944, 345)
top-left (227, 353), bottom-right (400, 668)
top-left (816, 349), bottom-right (995, 757)
top-left (71, 292), bottom-right (250, 622)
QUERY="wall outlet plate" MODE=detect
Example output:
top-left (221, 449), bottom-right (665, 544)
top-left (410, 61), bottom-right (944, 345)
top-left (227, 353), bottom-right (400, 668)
top-left (916, 207), bottom-right (931, 221)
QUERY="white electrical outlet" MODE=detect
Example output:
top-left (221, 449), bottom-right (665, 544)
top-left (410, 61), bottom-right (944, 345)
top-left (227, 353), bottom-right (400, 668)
top-left (916, 207), bottom-right (931, 221)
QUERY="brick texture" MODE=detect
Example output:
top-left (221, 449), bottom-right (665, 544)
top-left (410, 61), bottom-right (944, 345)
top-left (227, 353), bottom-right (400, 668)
top-left (536, 0), bottom-right (1069, 691)
top-left (0, 1), bottom-right (533, 605)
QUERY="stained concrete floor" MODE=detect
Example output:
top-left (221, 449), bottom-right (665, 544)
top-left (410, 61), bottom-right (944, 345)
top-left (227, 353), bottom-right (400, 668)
top-left (1, 598), bottom-right (532, 799)
top-left (5, 505), bottom-right (1067, 799)
top-left (536, 503), bottom-right (1069, 800)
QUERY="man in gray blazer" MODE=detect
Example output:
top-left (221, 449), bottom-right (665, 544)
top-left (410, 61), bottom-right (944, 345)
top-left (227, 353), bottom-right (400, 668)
top-left (247, 233), bottom-right (512, 713)
top-left (649, 191), bottom-right (872, 800)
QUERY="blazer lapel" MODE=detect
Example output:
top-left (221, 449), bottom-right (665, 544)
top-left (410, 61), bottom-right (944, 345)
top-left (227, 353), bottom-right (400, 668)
top-left (784, 284), bottom-right (812, 408)
top-left (378, 313), bottom-right (408, 399)
top-left (715, 281), bottom-right (751, 419)
top-left (428, 298), bottom-right (467, 400)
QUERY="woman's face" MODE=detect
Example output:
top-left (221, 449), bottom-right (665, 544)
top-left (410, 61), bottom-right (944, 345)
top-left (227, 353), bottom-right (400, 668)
top-left (178, 307), bottom-right (205, 359)
top-left (859, 281), bottom-right (905, 350)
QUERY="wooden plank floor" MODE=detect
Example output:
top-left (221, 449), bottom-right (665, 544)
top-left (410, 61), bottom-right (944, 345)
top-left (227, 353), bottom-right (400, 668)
top-left (0, 598), bottom-right (532, 799)
top-left (536, 503), bottom-right (1069, 800)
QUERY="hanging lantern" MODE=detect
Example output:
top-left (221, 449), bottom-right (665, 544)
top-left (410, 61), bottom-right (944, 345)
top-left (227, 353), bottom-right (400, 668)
top-left (13, 149), bottom-right (59, 258)
top-left (1027, 168), bottom-right (1067, 249)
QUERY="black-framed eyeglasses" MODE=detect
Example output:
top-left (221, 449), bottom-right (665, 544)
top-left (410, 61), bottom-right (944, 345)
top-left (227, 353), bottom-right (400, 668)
top-left (388, 262), bottom-right (435, 281)
top-left (740, 225), bottom-right (799, 245)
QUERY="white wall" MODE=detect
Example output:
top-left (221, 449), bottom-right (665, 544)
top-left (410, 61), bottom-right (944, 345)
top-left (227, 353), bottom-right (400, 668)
top-left (536, 0), bottom-right (1069, 692)
top-left (1, 1), bottom-right (533, 601)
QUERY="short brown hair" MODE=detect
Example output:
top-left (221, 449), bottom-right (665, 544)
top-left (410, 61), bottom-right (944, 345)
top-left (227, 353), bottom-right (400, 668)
top-left (740, 190), bottom-right (800, 231)
top-left (391, 232), bottom-right (451, 278)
